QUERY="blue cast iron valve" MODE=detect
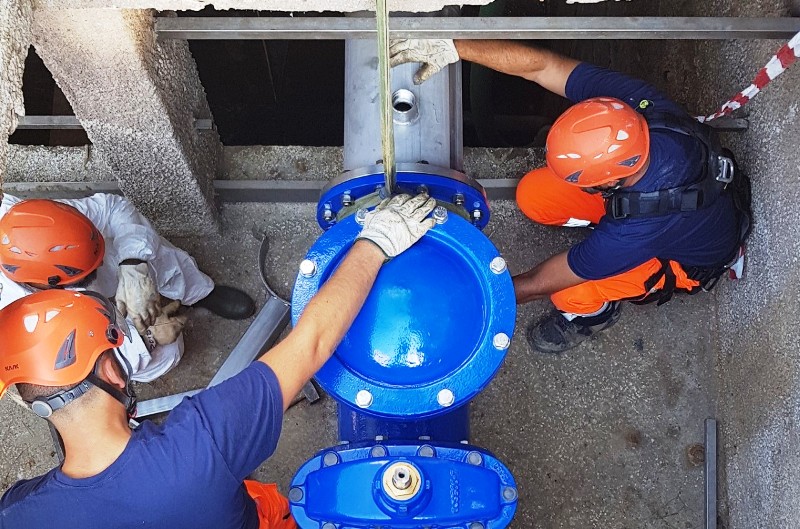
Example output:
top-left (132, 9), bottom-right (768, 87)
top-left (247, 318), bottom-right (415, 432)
top-left (292, 212), bottom-right (516, 420)
top-left (292, 168), bottom-right (518, 528)
top-left (289, 443), bottom-right (518, 529)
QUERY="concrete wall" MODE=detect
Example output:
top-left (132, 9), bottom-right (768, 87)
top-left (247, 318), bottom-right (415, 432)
top-left (31, 9), bottom-right (221, 236)
top-left (0, 0), bottom-right (32, 191)
top-left (710, 32), bottom-right (800, 529)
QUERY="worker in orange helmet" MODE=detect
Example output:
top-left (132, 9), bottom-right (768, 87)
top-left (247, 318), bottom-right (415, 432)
top-left (0, 195), bottom-right (255, 381)
top-left (391, 40), bottom-right (750, 353)
top-left (0, 193), bottom-right (436, 528)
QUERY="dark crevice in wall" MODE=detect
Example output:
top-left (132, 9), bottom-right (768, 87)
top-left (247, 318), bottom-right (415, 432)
top-left (9, 46), bottom-right (90, 147)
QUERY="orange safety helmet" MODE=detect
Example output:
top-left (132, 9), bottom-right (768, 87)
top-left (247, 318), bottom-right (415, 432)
top-left (546, 97), bottom-right (650, 187)
top-left (0, 290), bottom-right (132, 416)
top-left (0, 199), bottom-right (105, 287)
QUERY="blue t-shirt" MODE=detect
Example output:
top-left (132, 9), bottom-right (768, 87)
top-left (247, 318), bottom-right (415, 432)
top-left (0, 362), bottom-right (283, 529)
top-left (564, 63), bottom-right (739, 280)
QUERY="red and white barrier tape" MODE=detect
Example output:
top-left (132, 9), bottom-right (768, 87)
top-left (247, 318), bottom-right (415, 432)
top-left (697, 30), bottom-right (800, 122)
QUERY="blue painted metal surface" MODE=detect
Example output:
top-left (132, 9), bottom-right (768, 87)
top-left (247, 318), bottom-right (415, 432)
top-left (292, 213), bottom-right (516, 419)
top-left (290, 443), bottom-right (518, 529)
top-left (317, 170), bottom-right (490, 230)
top-left (338, 403), bottom-right (469, 444)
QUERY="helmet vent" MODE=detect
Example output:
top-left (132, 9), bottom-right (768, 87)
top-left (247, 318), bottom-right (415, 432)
top-left (49, 245), bottom-right (65, 252)
top-left (616, 130), bottom-right (629, 141)
top-left (566, 153), bottom-right (581, 159)
top-left (9, 246), bottom-right (22, 254)
top-left (23, 314), bottom-right (39, 333)
top-left (611, 102), bottom-right (624, 110)
top-left (618, 155), bottom-right (642, 168)
top-left (55, 265), bottom-right (84, 277)
top-left (45, 310), bottom-right (60, 323)
top-left (1, 235), bottom-right (8, 245)
top-left (608, 144), bottom-right (621, 153)
top-left (54, 330), bottom-right (77, 370)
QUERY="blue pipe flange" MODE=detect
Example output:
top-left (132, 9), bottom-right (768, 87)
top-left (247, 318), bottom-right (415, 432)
top-left (317, 165), bottom-right (491, 231)
top-left (292, 213), bottom-right (516, 419)
top-left (289, 443), bottom-right (518, 529)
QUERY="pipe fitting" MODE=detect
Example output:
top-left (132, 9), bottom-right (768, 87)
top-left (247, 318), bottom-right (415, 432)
top-left (392, 89), bottom-right (420, 125)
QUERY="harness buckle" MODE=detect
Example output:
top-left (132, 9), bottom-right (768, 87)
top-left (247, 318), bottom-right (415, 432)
top-left (716, 155), bottom-right (735, 186)
top-left (609, 195), bottom-right (629, 220)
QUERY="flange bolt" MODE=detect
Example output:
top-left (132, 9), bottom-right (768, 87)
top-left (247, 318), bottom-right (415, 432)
top-left (432, 206), bottom-right (448, 224)
top-left (437, 388), bottom-right (455, 407)
top-left (355, 208), bottom-right (368, 225)
top-left (355, 389), bottom-right (373, 408)
top-left (490, 256), bottom-right (507, 274)
top-left (493, 333), bottom-right (511, 350)
top-left (299, 259), bottom-right (317, 277)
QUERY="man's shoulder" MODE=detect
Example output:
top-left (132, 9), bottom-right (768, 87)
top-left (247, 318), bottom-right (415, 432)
top-left (1, 469), bottom-right (57, 511)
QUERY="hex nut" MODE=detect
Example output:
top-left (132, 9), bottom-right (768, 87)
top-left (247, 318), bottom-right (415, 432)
top-left (299, 259), bottom-right (317, 277)
top-left (490, 256), bottom-right (507, 274)
top-left (355, 389), bottom-right (373, 408)
top-left (437, 388), bottom-right (455, 407)
top-left (493, 333), bottom-right (511, 350)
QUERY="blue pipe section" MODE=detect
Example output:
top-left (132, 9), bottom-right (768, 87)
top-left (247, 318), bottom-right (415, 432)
top-left (290, 171), bottom-right (517, 528)
top-left (338, 403), bottom-right (470, 444)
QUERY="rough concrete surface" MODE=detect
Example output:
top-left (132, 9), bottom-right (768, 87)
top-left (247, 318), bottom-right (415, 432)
top-left (6, 145), bottom-right (114, 183)
top-left (0, 0), bottom-right (32, 192)
top-left (223, 145), bottom-right (545, 182)
top-left (31, 9), bottom-right (221, 236)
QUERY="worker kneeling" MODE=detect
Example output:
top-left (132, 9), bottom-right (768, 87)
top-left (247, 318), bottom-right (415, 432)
top-left (0, 193), bottom-right (436, 528)
top-left (0, 194), bottom-right (255, 381)
top-left (391, 39), bottom-right (752, 353)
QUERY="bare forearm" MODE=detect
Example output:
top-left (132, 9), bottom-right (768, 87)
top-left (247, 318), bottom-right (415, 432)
top-left (512, 252), bottom-right (585, 304)
top-left (260, 240), bottom-right (385, 408)
top-left (297, 240), bottom-right (384, 362)
top-left (454, 40), bottom-right (578, 97)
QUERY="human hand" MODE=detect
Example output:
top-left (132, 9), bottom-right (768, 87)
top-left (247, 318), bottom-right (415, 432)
top-left (389, 39), bottom-right (459, 84)
top-left (357, 193), bottom-right (437, 259)
top-left (116, 262), bottom-right (160, 334)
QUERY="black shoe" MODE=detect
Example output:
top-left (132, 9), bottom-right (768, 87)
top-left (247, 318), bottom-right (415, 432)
top-left (527, 302), bottom-right (622, 354)
top-left (193, 286), bottom-right (256, 320)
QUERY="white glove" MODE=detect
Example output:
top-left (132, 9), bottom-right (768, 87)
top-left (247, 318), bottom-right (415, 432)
top-left (116, 262), bottom-right (160, 334)
top-left (390, 39), bottom-right (460, 85)
top-left (357, 193), bottom-right (437, 259)
top-left (145, 300), bottom-right (188, 347)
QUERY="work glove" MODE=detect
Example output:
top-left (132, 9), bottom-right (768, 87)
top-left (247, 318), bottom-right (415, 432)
top-left (116, 262), bottom-right (161, 334)
top-left (145, 300), bottom-right (188, 347)
top-left (389, 39), bottom-right (460, 85)
top-left (357, 193), bottom-right (437, 259)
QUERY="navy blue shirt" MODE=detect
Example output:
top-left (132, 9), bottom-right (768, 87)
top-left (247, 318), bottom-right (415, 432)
top-left (0, 362), bottom-right (283, 529)
top-left (565, 64), bottom-right (739, 280)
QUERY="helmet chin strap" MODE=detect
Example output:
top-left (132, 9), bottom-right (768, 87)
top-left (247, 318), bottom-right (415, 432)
top-left (86, 349), bottom-right (137, 418)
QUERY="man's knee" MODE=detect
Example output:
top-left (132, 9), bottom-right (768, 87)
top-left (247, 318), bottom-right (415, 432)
top-left (516, 168), bottom-right (560, 225)
top-left (515, 167), bottom-right (602, 227)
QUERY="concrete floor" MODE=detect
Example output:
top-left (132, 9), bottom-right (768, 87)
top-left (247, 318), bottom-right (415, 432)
top-left (0, 198), bottom-right (717, 528)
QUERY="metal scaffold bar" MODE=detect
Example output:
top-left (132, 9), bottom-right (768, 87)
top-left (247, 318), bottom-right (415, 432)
top-left (156, 16), bottom-right (800, 41)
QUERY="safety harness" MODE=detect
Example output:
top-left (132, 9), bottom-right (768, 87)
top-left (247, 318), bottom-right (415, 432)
top-left (608, 102), bottom-right (752, 305)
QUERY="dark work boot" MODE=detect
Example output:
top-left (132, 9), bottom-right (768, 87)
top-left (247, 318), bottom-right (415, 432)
top-left (527, 302), bottom-right (622, 354)
top-left (193, 286), bottom-right (256, 320)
